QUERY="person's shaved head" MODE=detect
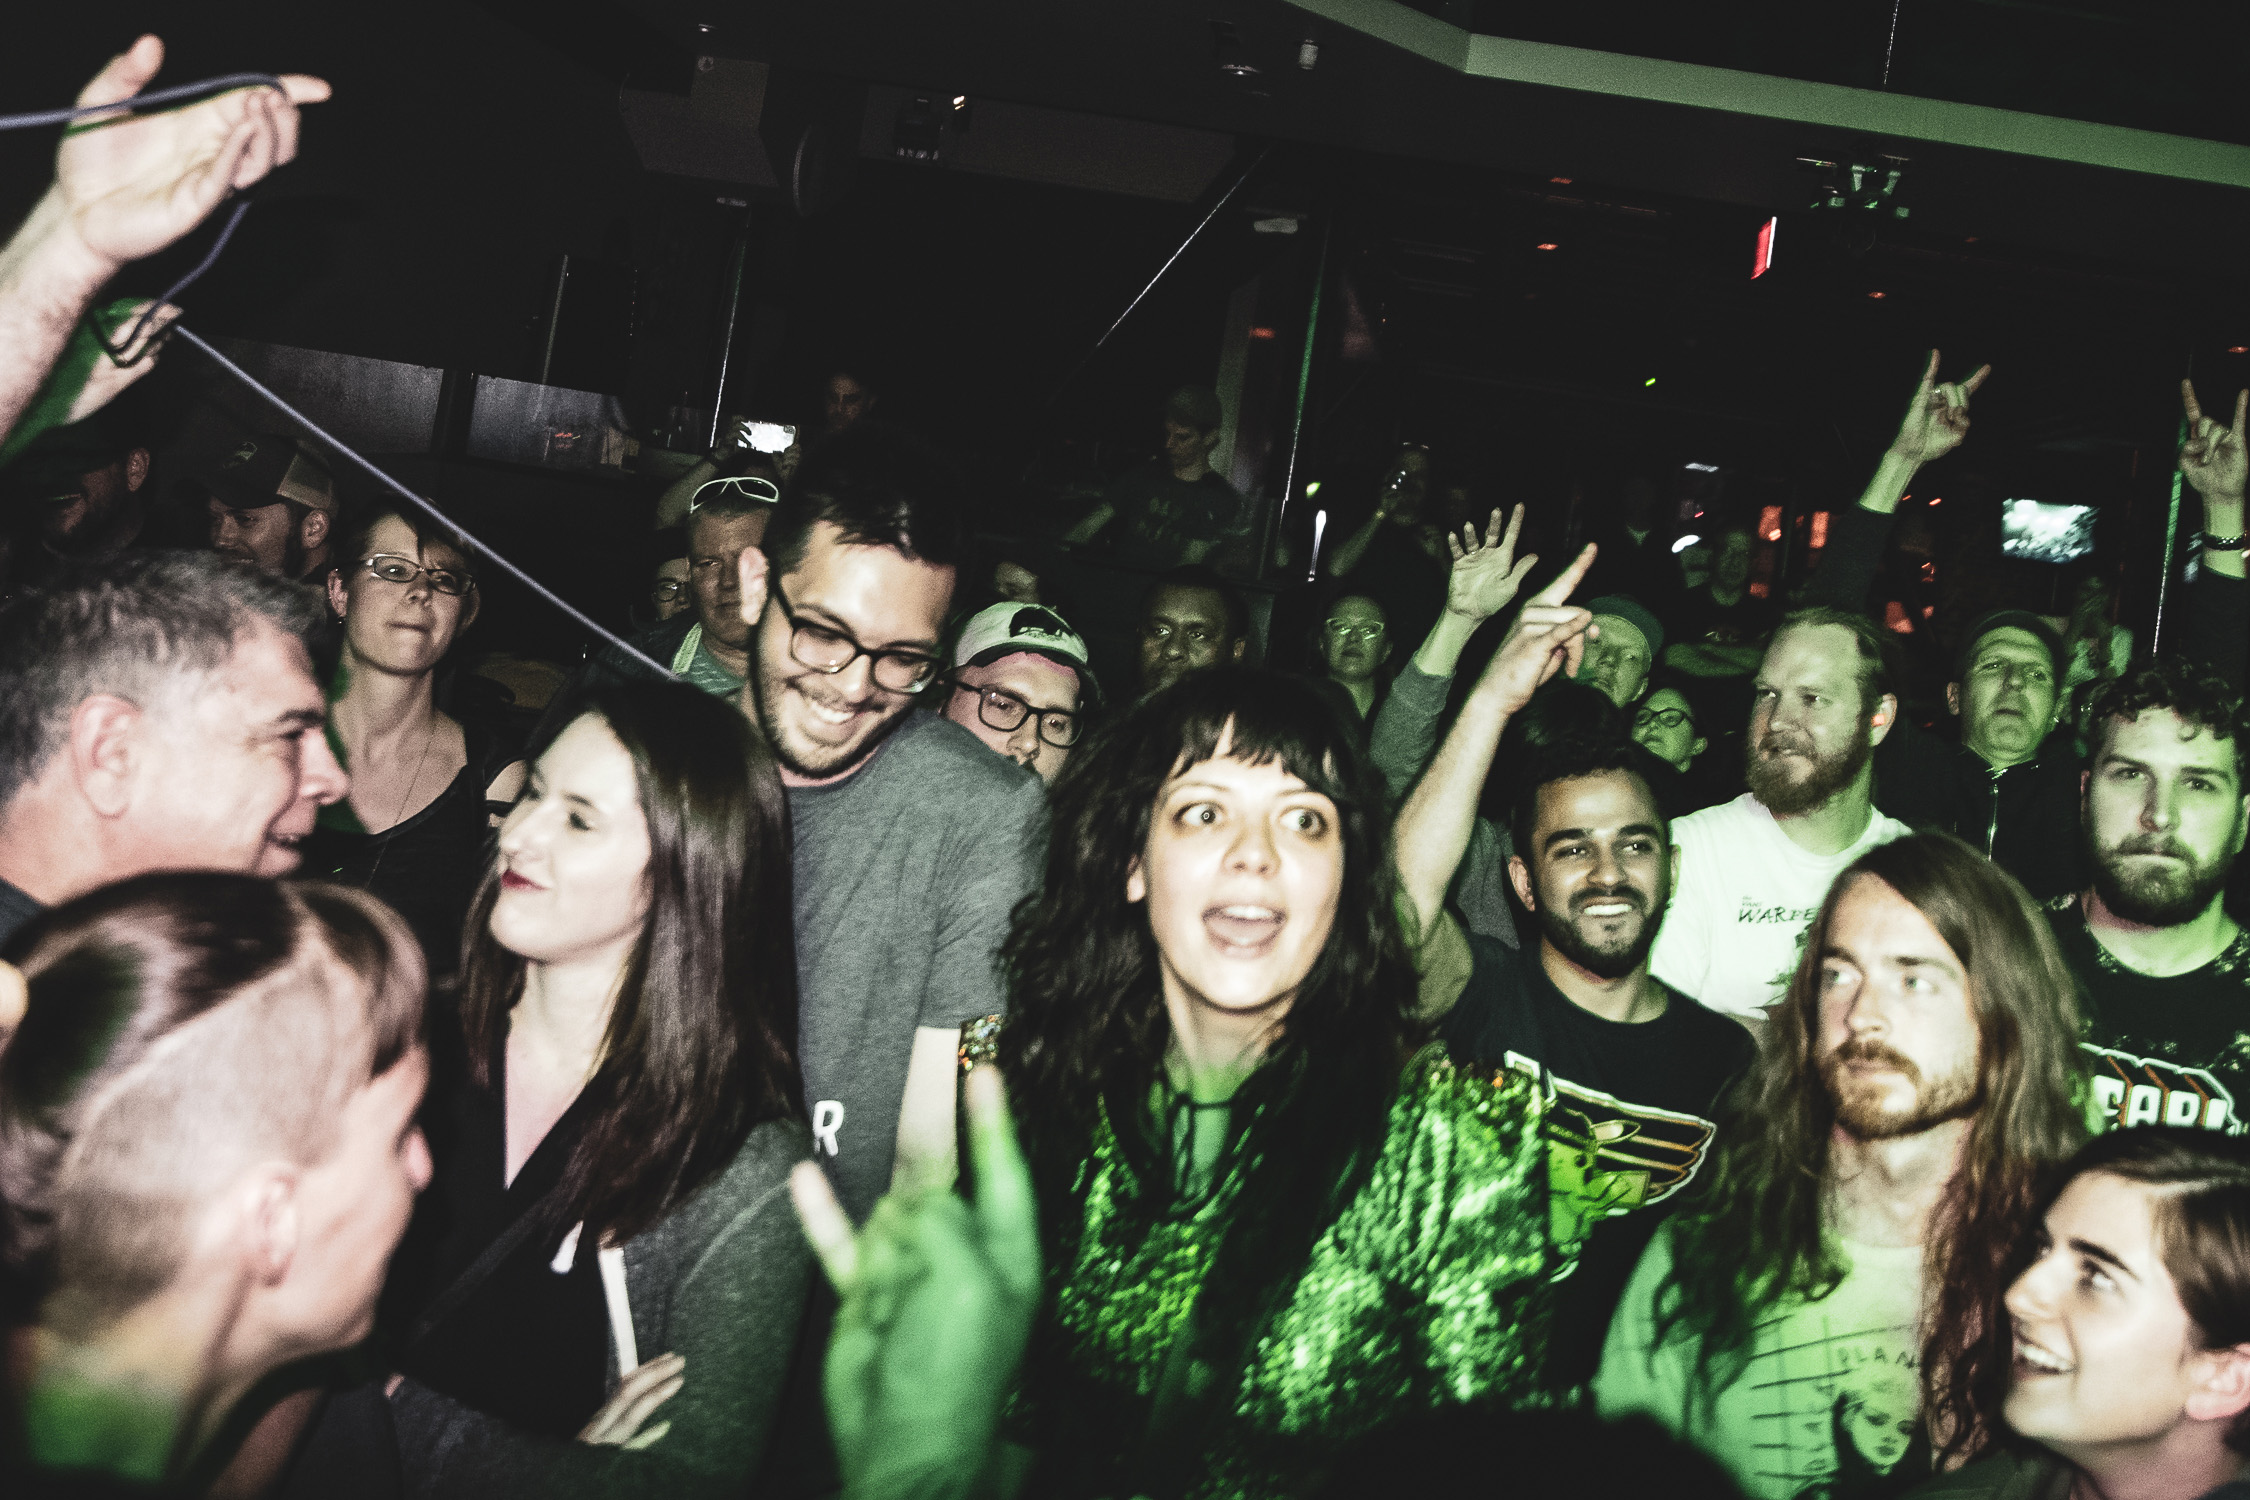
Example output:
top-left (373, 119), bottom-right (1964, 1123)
top-left (0, 874), bottom-right (424, 1335)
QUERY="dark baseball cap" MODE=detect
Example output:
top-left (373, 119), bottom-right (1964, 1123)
top-left (1952, 609), bottom-right (2062, 684)
top-left (1, 414), bottom-right (133, 503)
top-left (1586, 594), bottom-right (1665, 660)
top-left (197, 433), bottom-right (335, 515)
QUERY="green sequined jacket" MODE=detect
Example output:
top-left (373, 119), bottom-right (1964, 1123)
top-left (1012, 1045), bottom-right (1556, 1499)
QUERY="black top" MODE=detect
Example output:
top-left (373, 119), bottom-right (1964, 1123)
top-left (0, 874), bottom-right (43, 953)
top-left (1872, 726), bottom-right (2088, 903)
top-left (2048, 898), bottom-right (2250, 1134)
top-left (303, 721), bottom-right (517, 977)
top-left (1440, 934), bottom-right (1754, 1386)
top-left (1667, 585), bottom-right (1781, 654)
top-left (378, 1001), bottom-right (609, 1438)
top-left (1093, 463), bottom-right (1245, 570)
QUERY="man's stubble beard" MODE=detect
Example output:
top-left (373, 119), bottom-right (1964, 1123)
top-left (1747, 726), bottom-right (1873, 818)
top-left (2087, 823), bottom-right (2238, 928)
top-left (1538, 879), bottom-right (1670, 981)
top-left (750, 656), bottom-right (912, 780)
top-left (1819, 1036), bottom-right (1982, 1141)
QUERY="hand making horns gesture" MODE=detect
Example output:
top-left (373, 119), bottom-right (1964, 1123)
top-left (1888, 348), bottom-right (1992, 467)
top-left (2180, 380), bottom-right (2249, 503)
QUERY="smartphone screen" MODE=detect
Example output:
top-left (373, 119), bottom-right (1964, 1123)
top-left (747, 422), bottom-right (797, 454)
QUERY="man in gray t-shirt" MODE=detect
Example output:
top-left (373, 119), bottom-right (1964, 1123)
top-left (738, 427), bottom-right (1045, 1220)
top-left (787, 710), bottom-right (1042, 1218)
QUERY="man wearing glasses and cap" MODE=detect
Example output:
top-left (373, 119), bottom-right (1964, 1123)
top-left (941, 601), bottom-right (1098, 785)
top-left (199, 430), bottom-right (338, 585)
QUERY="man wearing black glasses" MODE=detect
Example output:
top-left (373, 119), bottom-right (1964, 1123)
top-left (940, 601), bottom-right (1098, 786)
top-left (734, 426), bottom-right (1046, 1224)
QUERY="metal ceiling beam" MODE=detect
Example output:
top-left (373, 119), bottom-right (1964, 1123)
top-left (1283, 0), bottom-right (2250, 189)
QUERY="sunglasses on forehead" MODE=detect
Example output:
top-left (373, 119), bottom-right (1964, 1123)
top-left (690, 475), bottom-right (781, 510)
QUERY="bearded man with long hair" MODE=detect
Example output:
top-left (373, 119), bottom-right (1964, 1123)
top-left (1595, 832), bottom-right (2086, 1498)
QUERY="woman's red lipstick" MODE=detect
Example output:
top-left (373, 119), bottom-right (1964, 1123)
top-left (500, 871), bottom-right (538, 891)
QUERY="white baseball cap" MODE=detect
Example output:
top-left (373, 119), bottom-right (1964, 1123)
top-left (952, 602), bottom-right (1100, 705)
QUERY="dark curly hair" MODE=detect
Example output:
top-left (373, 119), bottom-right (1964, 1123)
top-left (999, 667), bottom-right (1417, 1383)
top-left (2085, 657), bottom-right (2250, 764)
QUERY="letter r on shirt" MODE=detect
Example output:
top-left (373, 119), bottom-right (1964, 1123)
top-left (812, 1099), bottom-right (844, 1157)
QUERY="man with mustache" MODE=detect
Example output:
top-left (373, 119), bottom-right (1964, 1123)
top-left (2050, 660), bottom-right (2250, 1135)
top-left (1804, 356), bottom-right (2249, 901)
top-left (1650, 607), bottom-right (1914, 1024)
top-left (1597, 833), bottom-right (2086, 1497)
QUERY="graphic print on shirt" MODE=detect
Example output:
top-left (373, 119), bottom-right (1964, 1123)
top-left (811, 1099), bottom-right (845, 1156)
top-left (1502, 1053), bottom-right (1719, 1252)
top-left (1745, 1310), bottom-right (1921, 1499)
top-left (2082, 1043), bottom-right (2237, 1133)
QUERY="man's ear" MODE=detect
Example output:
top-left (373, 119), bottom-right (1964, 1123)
top-left (71, 694), bottom-right (144, 819)
top-left (240, 1167), bottom-right (301, 1287)
top-left (1946, 681), bottom-right (1963, 718)
top-left (1690, 735), bottom-right (1709, 759)
top-left (1867, 693), bottom-right (1900, 748)
top-left (1507, 854), bottom-right (1535, 912)
top-left (2184, 1344), bottom-right (2250, 1427)
top-left (737, 546), bottom-right (772, 631)
top-left (1228, 637), bottom-right (1246, 665)
top-left (326, 569), bottom-right (349, 620)
top-left (123, 447), bottom-right (152, 493)
top-left (1125, 855), bottom-right (1147, 905)
top-left (299, 508), bottom-right (331, 551)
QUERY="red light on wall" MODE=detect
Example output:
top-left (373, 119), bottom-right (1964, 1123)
top-left (1927, 495), bottom-right (1942, 506)
top-left (1867, 290), bottom-right (1887, 300)
top-left (1536, 242), bottom-right (1559, 251)
top-left (1550, 176), bottom-right (1573, 185)
top-left (1810, 510), bottom-right (1830, 548)
top-left (1759, 504), bottom-right (1784, 543)
top-left (1248, 326), bottom-right (1277, 340)
top-left (1751, 216), bottom-right (1777, 279)
top-left (2230, 346), bottom-right (2250, 355)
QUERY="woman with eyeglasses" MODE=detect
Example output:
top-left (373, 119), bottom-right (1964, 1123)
top-left (305, 508), bottom-right (526, 974)
top-left (1312, 591), bottom-right (1394, 731)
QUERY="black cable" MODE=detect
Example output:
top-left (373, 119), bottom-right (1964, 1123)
top-left (89, 196), bottom-right (254, 366)
top-left (172, 328), bottom-right (682, 682)
top-left (0, 71), bottom-right (286, 132)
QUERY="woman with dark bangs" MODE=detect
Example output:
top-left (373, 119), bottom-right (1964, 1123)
top-left (994, 561), bottom-right (1596, 1500)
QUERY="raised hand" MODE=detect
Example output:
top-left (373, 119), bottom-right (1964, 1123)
top-left (1887, 349), bottom-right (1991, 467)
top-left (1476, 543), bottom-right (1598, 717)
top-left (52, 36), bottom-right (330, 273)
top-left (792, 1066), bottom-right (1041, 1499)
top-left (1444, 505), bottom-right (1536, 623)
top-left (2181, 380), bottom-right (2248, 502)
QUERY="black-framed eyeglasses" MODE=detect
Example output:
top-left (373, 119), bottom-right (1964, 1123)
top-left (650, 578), bottom-right (688, 602)
top-left (769, 578), bottom-right (941, 693)
top-left (357, 553), bottom-right (474, 597)
top-left (953, 682), bottom-right (1082, 747)
top-left (1633, 706), bottom-right (1694, 732)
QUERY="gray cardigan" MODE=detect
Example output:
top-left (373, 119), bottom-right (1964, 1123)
top-left (390, 1117), bottom-right (814, 1497)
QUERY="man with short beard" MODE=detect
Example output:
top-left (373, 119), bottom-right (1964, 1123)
top-left (1650, 607), bottom-right (1913, 1023)
top-left (2050, 659), bottom-right (2250, 1133)
top-left (734, 426), bottom-right (1046, 1221)
top-left (1597, 833), bottom-right (2087, 1497)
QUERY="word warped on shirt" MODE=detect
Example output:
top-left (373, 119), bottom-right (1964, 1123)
top-left (1735, 900), bottom-right (1823, 927)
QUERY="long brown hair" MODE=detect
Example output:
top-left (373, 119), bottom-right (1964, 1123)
top-left (458, 681), bottom-right (802, 1244)
top-left (1650, 832), bottom-right (2085, 1461)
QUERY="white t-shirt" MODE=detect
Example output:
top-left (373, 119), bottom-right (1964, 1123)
top-left (1594, 1225), bottom-right (1926, 1500)
top-left (1651, 793), bottom-right (1912, 1021)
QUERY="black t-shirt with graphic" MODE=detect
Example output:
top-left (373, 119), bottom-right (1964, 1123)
top-left (2048, 897), bottom-right (2250, 1134)
top-left (1440, 933), bottom-right (1756, 1385)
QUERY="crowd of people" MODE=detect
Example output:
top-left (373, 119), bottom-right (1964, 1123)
top-left (11, 30), bottom-right (2250, 1500)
